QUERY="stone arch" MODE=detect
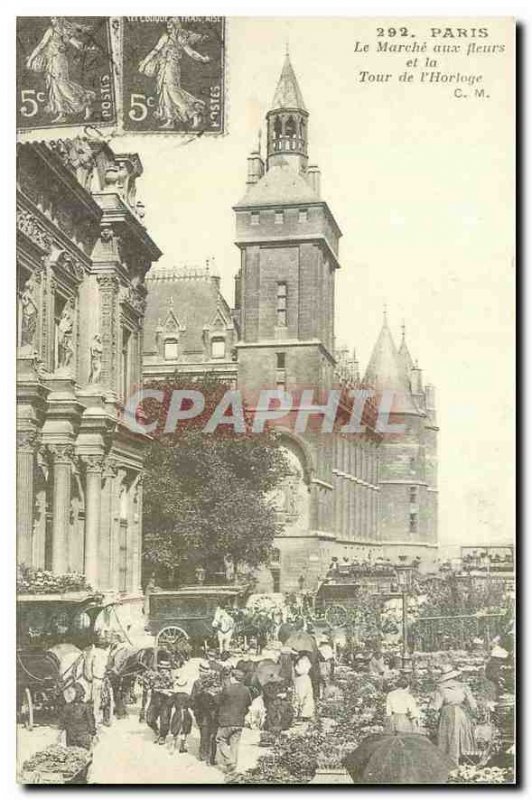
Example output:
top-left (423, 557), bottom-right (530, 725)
top-left (270, 432), bottom-right (312, 537)
top-left (275, 428), bottom-right (314, 486)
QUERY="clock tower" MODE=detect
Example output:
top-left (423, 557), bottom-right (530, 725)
top-left (233, 52), bottom-right (342, 398)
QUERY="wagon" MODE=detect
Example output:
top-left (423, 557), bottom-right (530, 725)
top-left (146, 584), bottom-right (249, 653)
top-left (314, 565), bottom-right (399, 628)
top-left (17, 593), bottom-right (105, 728)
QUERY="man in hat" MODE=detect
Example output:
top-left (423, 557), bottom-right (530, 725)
top-left (191, 660), bottom-right (221, 764)
top-left (145, 658), bottom-right (176, 744)
top-left (215, 669), bottom-right (252, 775)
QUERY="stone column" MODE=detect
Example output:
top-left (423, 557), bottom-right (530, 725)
top-left (99, 459), bottom-right (117, 589)
top-left (129, 475), bottom-right (143, 594)
top-left (82, 456), bottom-right (103, 589)
top-left (49, 445), bottom-right (73, 574)
top-left (17, 431), bottom-right (36, 566)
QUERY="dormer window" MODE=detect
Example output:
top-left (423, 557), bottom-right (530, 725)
top-left (275, 210), bottom-right (284, 225)
top-left (164, 338), bottom-right (178, 360)
top-left (211, 337), bottom-right (226, 359)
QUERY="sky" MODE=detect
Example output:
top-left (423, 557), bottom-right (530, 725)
top-left (113, 18), bottom-right (514, 547)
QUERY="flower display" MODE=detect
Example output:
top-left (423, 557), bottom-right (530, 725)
top-left (23, 745), bottom-right (90, 779)
top-left (17, 563), bottom-right (91, 595)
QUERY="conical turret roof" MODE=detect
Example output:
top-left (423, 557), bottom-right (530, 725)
top-left (364, 314), bottom-right (420, 414)
top-left (271, 53), bottom-right (307, 112)
top-left (398, 324), bottom-right (415, 377)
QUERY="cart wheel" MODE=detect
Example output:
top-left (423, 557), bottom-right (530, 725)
top-left (156, 626), bottom-right (189, 658)
top-left (325, 605), bottom-right (348, 628)
top-left (21, 687), bottom-right (34, 730)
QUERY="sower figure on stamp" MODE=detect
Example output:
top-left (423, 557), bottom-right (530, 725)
top-left (25, 17), bottom-right (96, 123)
top-left (138, 18), bottom-right (210, 130)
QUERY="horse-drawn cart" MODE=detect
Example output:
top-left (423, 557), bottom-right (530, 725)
top-left (17, 593), bottom-right (105, 728)
top-left (146, 584), bottom-right (249, 656)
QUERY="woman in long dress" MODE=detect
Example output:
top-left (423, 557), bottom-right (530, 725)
top-left (432, 665), bottom-right (477, 764)
top-left (138, 18), bottom-right (210, 129)
top-left (26, 17), bottom-right (96, 123)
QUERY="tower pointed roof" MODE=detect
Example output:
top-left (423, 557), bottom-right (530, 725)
top-left (364, 312), bottom-right (420, 414)
top-left (271, 53), bottom-right (307, 112)
top-left (398, 322), bottom-right (415, 376)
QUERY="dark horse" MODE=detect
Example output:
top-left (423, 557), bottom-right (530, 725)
top-left (106, 646), bottom-right (173, 721)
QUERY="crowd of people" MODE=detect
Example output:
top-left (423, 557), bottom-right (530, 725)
top-left (52, 602), bottom-right (513, 779)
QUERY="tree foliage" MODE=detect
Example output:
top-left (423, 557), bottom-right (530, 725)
top-left (141, 376), bottom-right (291, 585)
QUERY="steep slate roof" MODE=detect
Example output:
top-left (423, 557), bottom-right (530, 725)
top-left (364, 315), bottom-right (420, 414)
top-left (271, 53), bottom-right (307, 112)
top-left (398, 327), bottom-right (415, 380)
top-left (236, 162), bottom-right (319, 208)
top-left (143, 269), bottom-right (231, 358)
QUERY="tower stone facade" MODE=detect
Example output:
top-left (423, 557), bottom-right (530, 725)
top-left (364, 317), bottom-right (439, 568)
top-left (142, 54), bottom-right (439, 590)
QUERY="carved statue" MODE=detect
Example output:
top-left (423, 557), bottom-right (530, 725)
top-left (20, 274), bottom-right (38, 348)
top-left (88, 334), bottom-right (103, 384)
top-left (57, 298), bottom-right (74, 369)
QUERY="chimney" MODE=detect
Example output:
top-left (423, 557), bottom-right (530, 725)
top-left (410, 362), bottom-right (423, 396)
top-left (246, 150), bottom-right (265, 185)
top-left (307, 164), bottom-right (321, 196)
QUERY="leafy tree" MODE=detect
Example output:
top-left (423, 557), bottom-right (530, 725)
top-left (141, 375), bottom-right (291, 586)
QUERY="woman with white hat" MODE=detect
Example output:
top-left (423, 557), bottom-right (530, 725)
top-left (431, 664), bottom-right (477, 763)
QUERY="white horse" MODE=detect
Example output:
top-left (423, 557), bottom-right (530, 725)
top-left (212, 607), bottom-right (235, 654)
top-left (48, 643), bottom-right (110, 725)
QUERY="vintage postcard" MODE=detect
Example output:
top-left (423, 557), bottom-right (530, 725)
top-left (16, 17), bottom-right (515, 785)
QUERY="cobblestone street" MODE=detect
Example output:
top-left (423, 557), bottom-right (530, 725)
top-left (18, 709), bottom-right (263, 784)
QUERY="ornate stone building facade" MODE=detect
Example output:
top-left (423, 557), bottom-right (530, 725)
top-left (17, 136), bottom-right (161, 596)
top-left (143, 55), bottom-right (439, 591)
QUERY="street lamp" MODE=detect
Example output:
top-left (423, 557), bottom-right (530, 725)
top-left (395, 562), bottom-right (414, 668)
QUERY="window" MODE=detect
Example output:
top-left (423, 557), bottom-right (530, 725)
top-left (276, 353), bottom-right (286, 369)
top-left (409, 512), bottom-right (418, 533)
top-left (299, 208), bottom-right (308, 223)
top-left (409, 486), bottom-right (418, 504)
top-left (251, 212), bottom-right (260, 226)
top-left (121, 327), bottom-right (131, 399)
top-left (164, 338), bottom-right (178, 360)
top-left (277, 282), bottom-right (287, 327)
top-left (275, 210), bottom-right (284, 225)
top-left (285, 115), bottom-right (296, 137)
top-left (211, 337), bottom-right (226, 359)
top-left (409, 456), bottom-right (416, 472)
